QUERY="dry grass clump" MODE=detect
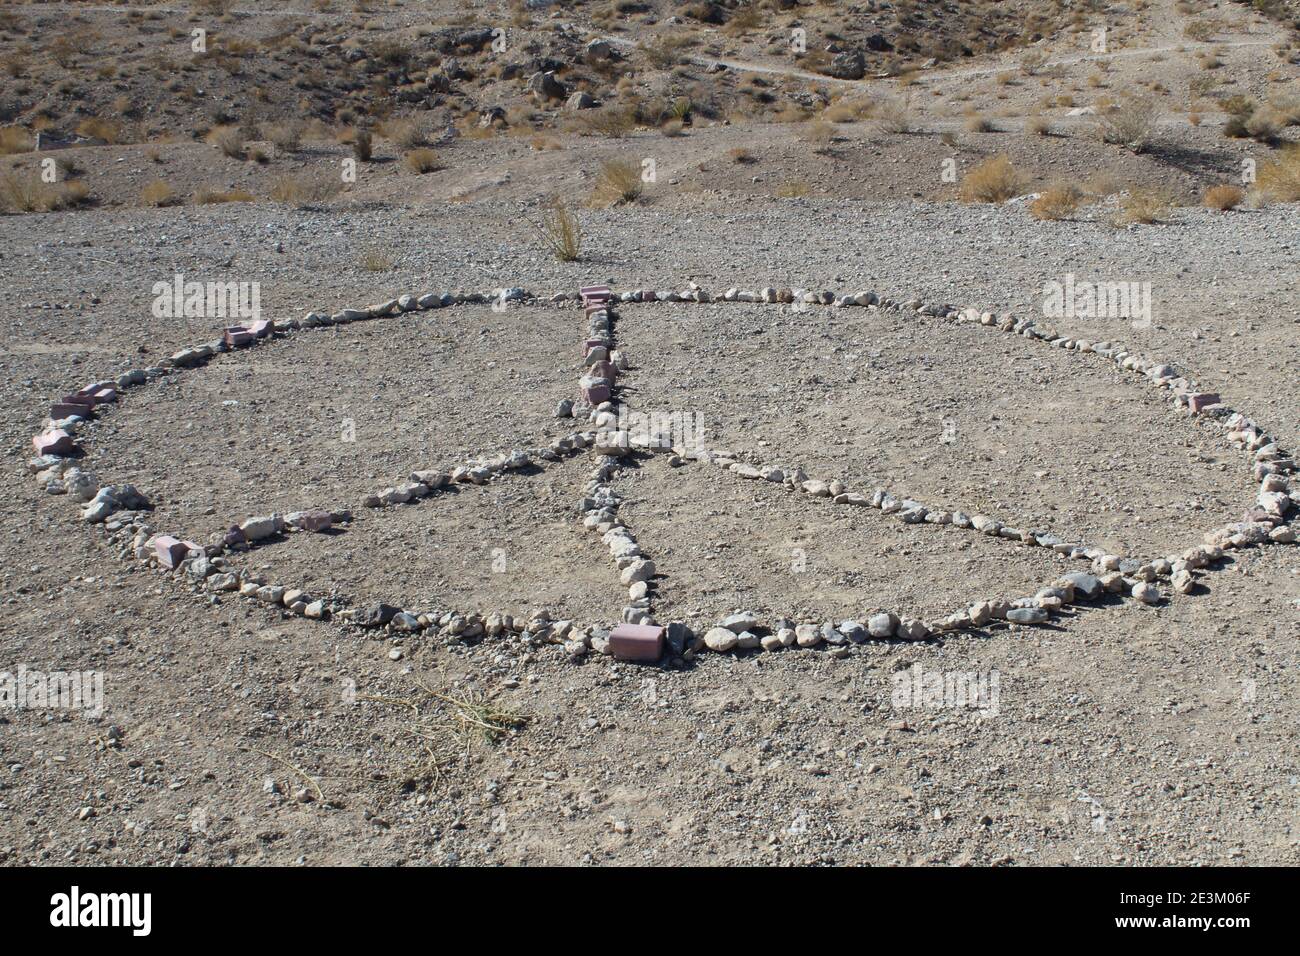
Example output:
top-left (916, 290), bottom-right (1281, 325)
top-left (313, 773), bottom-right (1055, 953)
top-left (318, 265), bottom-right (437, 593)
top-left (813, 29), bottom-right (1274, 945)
top-left (799, 120), bottom-right (835, 145)
top-left (591, 159), bottom-right (643, 206)
top-left (0, 172), bottom-right (91, 213)
top-left (728, 147), bottom-right (756, 164)
top-left (194, 186), bottom-right (255, 204)
top-left (140, 179), bottom-right (178, 207)
top-left (1224, 100), bottom-right (1286, 143)
top-left (775, 180), bottom-right (812, 198)
top-left (1115, 187), bottom-right (1174, 224)
top-left (1096, 94), bottom-right (1160, 152)
top-left (76, 116), bottom-right (124, 144)
top-left (1202, 184), bottom-right (1244, 210)
top-left (205, 124), bottom-right (244, 158)
top-left (269, 173), bottom-right (343, 206)
top-left (528, 197), bottom-right (582, 262)
top-left (876, 97), bottom-right (915, 133)
top-left (1257, 144), bottom-right (1300, 201)
top-left (1030, 182), bottom-right (1084, 220)
top-left (264, 120), bottom-right (303, 153)
top-left (352, 129), bottom-right (373, 161)
top-left (822, 99), bottom-right (872, 123)
top-left (958, 155), bottom-right (1027, 203)
top-left (0, 126), bottom-right (33, 155)
top-left (964, 113), bottom-right (995, 133)
top-left (359, 249), bottom-right (393, 272)
top-left (402, 147), bottom-right (440, 174)
top-left (377, 117), bottom-right (425, 147)
top-left (1025, 115), bottom-right (1052, 137)
top-left (572, 105), bottom-right (637, 138)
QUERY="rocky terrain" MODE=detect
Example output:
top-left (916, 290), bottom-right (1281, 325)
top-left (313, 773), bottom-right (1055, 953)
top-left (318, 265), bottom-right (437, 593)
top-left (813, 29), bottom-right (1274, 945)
top-left (0, 0), bottom-right (1297, 867)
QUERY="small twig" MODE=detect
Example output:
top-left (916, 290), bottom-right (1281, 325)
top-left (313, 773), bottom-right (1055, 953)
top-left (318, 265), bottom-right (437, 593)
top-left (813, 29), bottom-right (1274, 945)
top-left (240, 745), bottom-right (325, 803)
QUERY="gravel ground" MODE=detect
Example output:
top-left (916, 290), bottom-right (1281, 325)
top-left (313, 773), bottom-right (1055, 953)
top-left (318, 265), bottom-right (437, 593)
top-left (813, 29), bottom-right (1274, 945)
top-left (0, 192), bottom-right (1296, 866)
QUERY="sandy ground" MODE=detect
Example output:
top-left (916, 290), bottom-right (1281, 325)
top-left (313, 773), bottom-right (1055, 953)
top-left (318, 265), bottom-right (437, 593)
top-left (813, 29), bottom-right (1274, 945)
top-left (0, 0), bottom-right (1297, 867)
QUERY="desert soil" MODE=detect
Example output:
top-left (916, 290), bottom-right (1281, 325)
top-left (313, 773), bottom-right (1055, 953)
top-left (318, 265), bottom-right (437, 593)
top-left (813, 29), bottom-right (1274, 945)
top-left (0, 0), bottom-right (1297, 866)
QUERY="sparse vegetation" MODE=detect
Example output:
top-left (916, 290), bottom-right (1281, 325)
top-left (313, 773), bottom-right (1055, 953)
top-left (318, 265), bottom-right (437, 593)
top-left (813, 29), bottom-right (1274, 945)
top-left (140, 179), bottom-right (177, 207)
top-left (0, 126), bottom-right (33, 155)
top-left (194, 187), bottom-right (255, 204)
top-left (1202, 184), bottom-right (1244, 210)
top-left (0, 172), bottom-right (90, 213)
top-left (529, 197), bottom-right (581, 262)
top-left (403, 148), bottom-right (440, 174)
top-left (269, 174), bottom-right (343, 206)
top-left (359, 249), bottom-right (394, 272)
top-left (1030, 182), bottom-right (1084, 220)
top-left (1097, 94), bottom-right (1160, 153)
top-left (205, 125), bottom-right (244, 158)
top-left (959, 155), bottom-right (1027, 203)
top-left (1257, 144), bottom-right (1300, 201)
top-left (1116, 187), bottom-right (1174, 225)
top-left (591, 159), bottom-right (644, 206)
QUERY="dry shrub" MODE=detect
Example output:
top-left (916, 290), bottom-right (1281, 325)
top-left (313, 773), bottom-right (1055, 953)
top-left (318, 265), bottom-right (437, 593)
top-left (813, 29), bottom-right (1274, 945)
top-left (140, 179), bottom-right (177, 207)
top-left (591, 159), bottom-right (643, 206)
top-left (959, 155), bottom-right (1027, 203)
top-left (194, 187), bottom-right (255, 204)
top-left (0, 126), bottom-right (33, 155)
top-left (265, 120), bottom-right (303, 153)
top-left (1025, 115), bottom-right (1052, 137)
top-left (529, 197), bottom-right (581, 262)
top-left (1096, 94), bottom-right (1159, 152)
top-left (661, 118), bottom-right (684, 137)
top-left (359, 249), bottom-right (393, 272)
top-left (964, 113), bottom-right (995, 133)
top-left (876, 97), bottom-right (914, 133)
top-left (0, 172), bottom-right (90, 213)
top-left (205, 125), bottom-right (244, 158)
top-left (1202, 184), bottom-right (1243, 210)
top-left (799, 120), bottom-right (835, 145)
top-left (1257, 144), bottom-right (1300, 201)
top-left (269, 173), bottom-right (342, 206)
top-left (775, 181), bottom-right (811, 198)
top-left (1116, 187), bottom-right (1173, 224)
top-left (352, 129), bottom-right (372, 161)
top-left (573, 106), bottom-right (637, 138)
top-left (1029, 182), bottom-right (1083, 220)
top-left (378, 117), bottom-right (425, 147)
top-left (823, 99), bottom-right (871, 123)
top-left (403, 147), bottom-right (440, 173)
top-left (728, 147), bottom-right (756, 164)
top-left (76, 116), bottom-right (123, 143)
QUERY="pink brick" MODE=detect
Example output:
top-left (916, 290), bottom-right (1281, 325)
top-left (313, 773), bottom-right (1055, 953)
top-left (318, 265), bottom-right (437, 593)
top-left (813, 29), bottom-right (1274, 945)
top-left (581, 381), bottom-right (611, 405)
top-left (152, 535), bottom-right (190, 570)
top-left (224, 326), bottom-right (254, 347)
top-left (33, 429), bottom-right (75, 455)
top-left (609, 624), bottom-right (664, 662)
top-left (247, 320), bottom-right (272, 338)
top-left (91, 387), bottom-right (117, 404)
top-left (50, 402), bottom-right (92, 419)
top-left (294, 510), bottom-right (333, 532)
top-left (580, 285), bottom-right (611, 303)
top-left (1188, 392), bottom-right (1220, 414)
top-left (589, 360), bottom-right (617, 382)
top-left (62, 392), bottom-right (97, 408)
